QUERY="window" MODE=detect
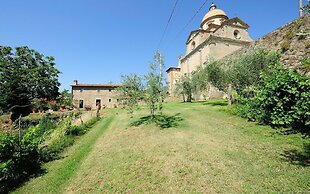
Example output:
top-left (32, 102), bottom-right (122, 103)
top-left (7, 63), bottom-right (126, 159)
top-left (234, 30), bottom-right (241, 39)
top-left (109, 99), bottom-right (112, 102)
top-left (79, 100), bottom-right (84, 108)
top-left (191, 41), bottom-right (196, 50)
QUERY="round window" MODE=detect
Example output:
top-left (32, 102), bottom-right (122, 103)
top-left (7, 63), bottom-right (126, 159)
top-left (234, 30), bottom-right (241, 39)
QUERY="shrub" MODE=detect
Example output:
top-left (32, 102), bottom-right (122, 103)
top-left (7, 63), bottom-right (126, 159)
top-left (280, 40), bottom-right (291, 52)
top-left (236, 63), bottom-right (310, 132)
top-left (40, 116), bottom-right (100, 162)
top-left (0, 112), bottom-right (100, 192)
top-left (0, 133), bottom-right (40, 193)
top-left (66, 117), bottom-right (100, 136)
top-left (39, 136), bottom-right (74, 162)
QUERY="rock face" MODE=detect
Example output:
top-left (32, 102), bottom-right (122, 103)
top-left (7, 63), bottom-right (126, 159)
top-left (255, 14), bottom-right (309, 72)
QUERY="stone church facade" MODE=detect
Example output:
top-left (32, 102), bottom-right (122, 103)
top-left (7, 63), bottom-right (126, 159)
top-left (167, 3), bottom-right (253, 99)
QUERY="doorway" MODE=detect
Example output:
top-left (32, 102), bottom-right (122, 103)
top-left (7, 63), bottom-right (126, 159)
top-left (96, 99), bottom-right (101, 106)
top-left (79, 100), bottom-right (84, 108)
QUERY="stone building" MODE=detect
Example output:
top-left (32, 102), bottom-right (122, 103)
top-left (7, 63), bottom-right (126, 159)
top-left (71, 80), bottom-right (121, 109)
top-left (167, 3), bottom-right (253, 98)
top-left (166, 67), bottom-right (181, 100)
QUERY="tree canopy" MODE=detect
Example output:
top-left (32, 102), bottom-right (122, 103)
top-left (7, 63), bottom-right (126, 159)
top-left (0, 46), bottom-right (60, 118)
top-left (117, 52), bottom-right (165, 118)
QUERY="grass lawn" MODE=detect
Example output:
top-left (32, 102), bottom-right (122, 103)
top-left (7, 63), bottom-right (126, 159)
top-left (14, 101), bottom-right (310, 193)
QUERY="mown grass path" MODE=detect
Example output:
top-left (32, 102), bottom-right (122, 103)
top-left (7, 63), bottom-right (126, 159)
top-left (14, 114), bottom-right (115, 194)
top-left (14, 102), bottom-right (309, 193)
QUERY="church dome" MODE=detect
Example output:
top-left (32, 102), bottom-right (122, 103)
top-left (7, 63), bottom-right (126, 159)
top-left (200, 3), bottom-right (228, 29)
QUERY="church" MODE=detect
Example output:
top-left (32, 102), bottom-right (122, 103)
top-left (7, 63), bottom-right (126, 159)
top-left (167, 3), bottom-right (253, 98)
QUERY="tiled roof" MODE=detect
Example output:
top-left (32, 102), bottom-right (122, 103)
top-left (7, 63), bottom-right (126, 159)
top-left (166, 67), bottom-right (181, 72)
top-left (71, 83), bottom-right (122, 87)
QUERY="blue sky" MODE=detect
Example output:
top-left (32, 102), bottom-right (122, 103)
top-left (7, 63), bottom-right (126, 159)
top-left (1, 0), bottom-right (307, 90)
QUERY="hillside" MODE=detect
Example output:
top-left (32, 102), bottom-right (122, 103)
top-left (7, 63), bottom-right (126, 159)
top-left (14, 102), bottom-right (310, 193)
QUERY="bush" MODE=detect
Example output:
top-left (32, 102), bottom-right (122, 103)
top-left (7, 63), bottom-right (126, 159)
top-left (0, 112), bottom-right (101, 192)
top-left (39, 136), bottom-right (74, 162)
top-left (236, 63), bottom-right (310, 132)
top-left (66, 117), bottom-right (100, 136)
top-left (281, 40), bottom-right (291, 52)
top-left (40, 116), bottom-right (100, 162)
top-left (0, 133), bottom-right (40, 193)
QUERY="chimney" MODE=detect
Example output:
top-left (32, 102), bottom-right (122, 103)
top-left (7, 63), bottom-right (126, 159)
top-left (73, 80), bottom-right (78, 85)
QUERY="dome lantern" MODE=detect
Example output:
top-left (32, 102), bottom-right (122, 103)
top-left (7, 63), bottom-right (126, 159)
top-left (200, 3), bottom-right (228, 31)
top-left (209, 2), bottom-right (216, 11)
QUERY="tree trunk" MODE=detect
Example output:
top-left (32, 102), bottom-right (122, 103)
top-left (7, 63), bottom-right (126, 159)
top-left (227, 84), bottom-right (232, 106)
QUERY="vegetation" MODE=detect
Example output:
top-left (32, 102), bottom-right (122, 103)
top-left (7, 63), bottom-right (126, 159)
top-left (172, 47), bottom-right (309, 133)
top-left (299, 56), bottom-right (310, 72)
top-left (118, 52), bottom-right (165, 118)
top-left (117, 74), bottom-right (144, 115)
top-left (14, 102), bottom-right (310, 193)
top-left (175, 74), bottom-right (194, 102)
top-left (58, 89), bottom-right (72, 109)
top-left (0, 112), bottom-right (100, 193)
top-left (236, 63), bottom-right (310, 131)
top-left (14, 114), bottom-right (115, 194)
top-left (145, 52), bottom-right (165, 117)
top-left (176, 47), bottom-right (280, 104)
top-left (0, 46), bottom-right (60, 120)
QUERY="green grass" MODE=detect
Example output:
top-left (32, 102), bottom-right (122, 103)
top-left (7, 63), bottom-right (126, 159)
top-left (14, 114), bottom-right (115, 194)
top-left (14, 102), bottom-right (310, 193)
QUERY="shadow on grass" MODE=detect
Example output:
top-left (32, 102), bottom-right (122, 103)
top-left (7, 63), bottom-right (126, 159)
top-left (280, 127), bottom-right (310, 137)
top-left (281, 142), bottom-right (310, 167)
top-left (203, 100), bottom-right (228, 107)
top-left (131, 113), bottom-right (183, 129)
top-left (7, 168), bottom-right (47, 194)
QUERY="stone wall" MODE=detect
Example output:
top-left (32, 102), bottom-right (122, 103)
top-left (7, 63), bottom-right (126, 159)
top-left (256, 14), bottom-right (309, 71)
top-left (230, 14), bottom-right (309, 73)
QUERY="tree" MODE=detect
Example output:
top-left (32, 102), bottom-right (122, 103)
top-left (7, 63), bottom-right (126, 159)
top-left (117, 52), bottom-right (166, 119)
top-left (229, 47), bottom-right (279, 95)
top-left (58, 89), bottom-right (72, 109)
top-left (191, 65), bottom-right (209, 98)
top-left (202, 47), bottom-right (280, 105)
top-left (145, 52), bottom-right (165, 117)
top-left (174, 75), bottom-right (194, 102)
top-left (117, 74), bottom-right (144, 116)
top-left (0, 46), bottom-right (60, 119)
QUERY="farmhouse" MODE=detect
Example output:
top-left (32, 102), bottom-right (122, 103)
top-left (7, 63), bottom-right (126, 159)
top-left (71, 80), bottom-right (121, 109)
top-left (167, 3), bottom-right (253, 98)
